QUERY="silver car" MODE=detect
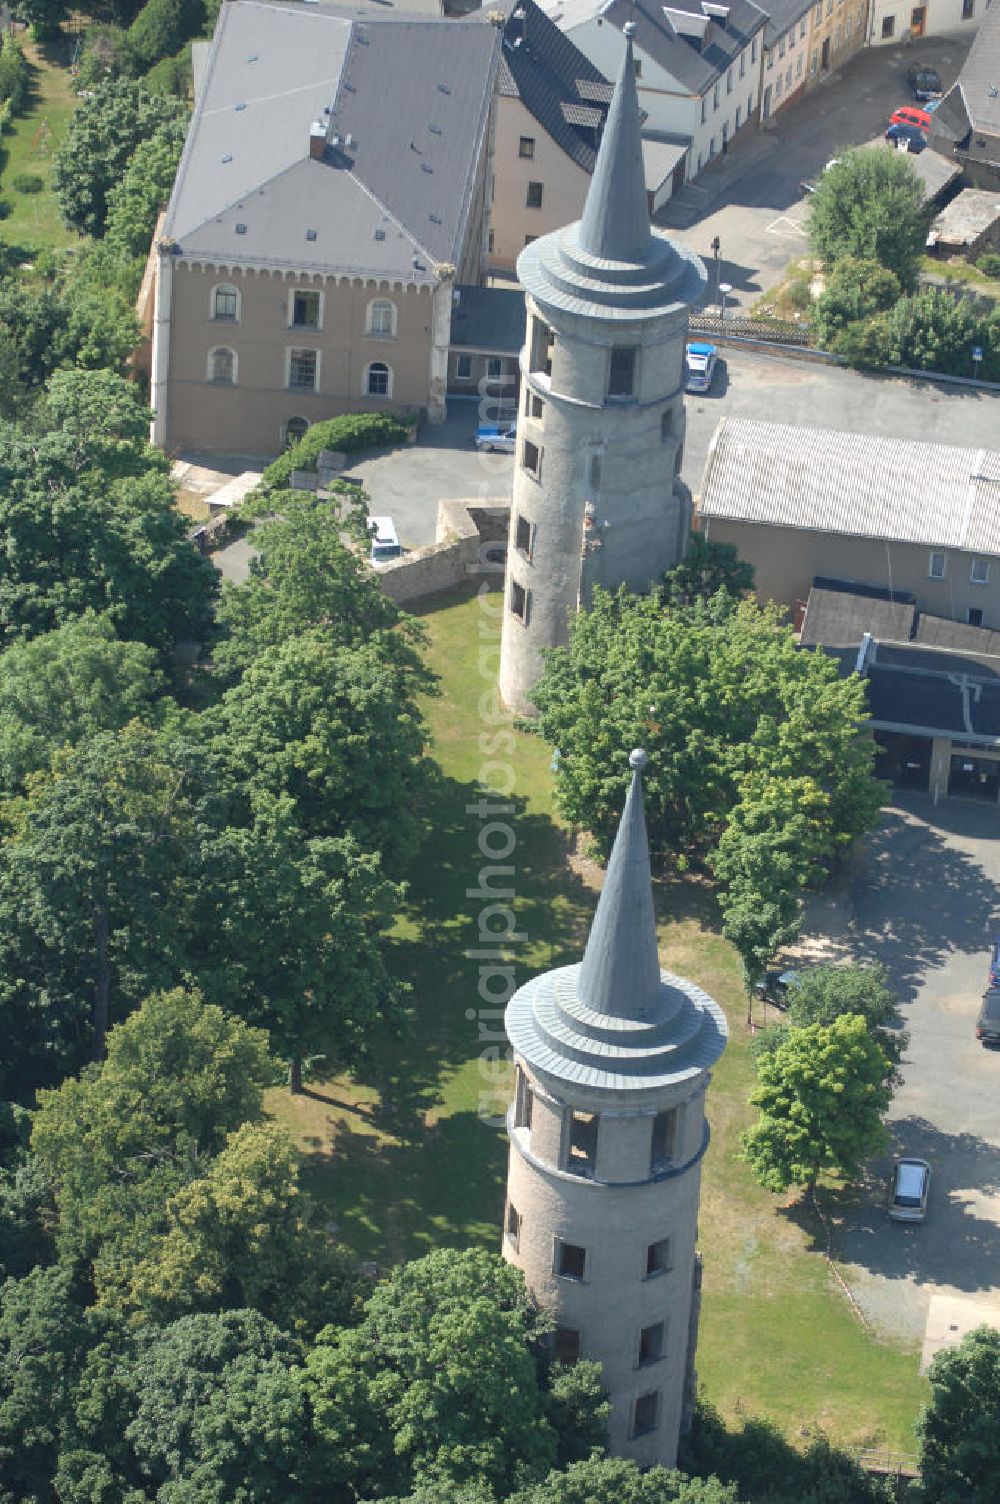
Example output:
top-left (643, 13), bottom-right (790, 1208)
top-left (888, 1157), bottom-right (931, 1222)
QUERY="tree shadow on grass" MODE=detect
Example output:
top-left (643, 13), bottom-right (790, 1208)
top-left (825, 798), bottom-right (1000, 1004)
top-left (783, 1117), bottom-right (1000, 1300)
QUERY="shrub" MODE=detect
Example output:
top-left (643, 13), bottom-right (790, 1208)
top-left (0, 36), bottom-right (30, 114)
top-left (976, 250), bottom-right (1000, 279)
top-left (812, 256), bottom-right (900, 350)
top-left (260, 412), bottom-right (408, 491)
top-left (11, 173), bottom-right (44, 195)
top-left (143, 43), bottom-right (193, 99)
top-left (125, 0), bottom-right (204, 73)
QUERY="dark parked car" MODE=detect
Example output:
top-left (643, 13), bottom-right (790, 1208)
top-left (885, 122), bottom-right (927, 153)
top-left (906, 65), bottom-right (942, 100)
top-left (753, 968), bottom-right (802, 1009)
top-left (988, 936), bottom-right (1000, 986)
top-left (976, 987), bottom-right (1000, 1046)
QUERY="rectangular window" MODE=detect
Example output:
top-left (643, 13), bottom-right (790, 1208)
top-left (292, 290), bottom-right (321, 328)
top-left (529, 317), bottom-right (553, 378)
top-left (929, 551), bottom-right (946, 580)
top-left (814, 1), bottom-right (821, 20)
top-left (796, 54), bottom-right (803, 76)
top-left (752, 36), bottom-right (757, 61)
top-left (740, 51), bottom-right (745, 77)
top-left (213, 287), bottom-right (237, 320)
top-left (713, 83), bottom-right (719, 109)
top-left (515, 513), bottom-right (533, 559)
top-left (969, 607), bottom-right (984, 627)
top-left (971, 557), bottom-right (990, 585)
top-left (514, 1066), bottom-right (534, 1127)
top-left (506, 1201), bottom-right (521, 1250)
top-left (529, 392), bottom-right (544, 419)
top-left (786, 64), bottom-right (793, 86)
top-left (519, 135), bottom-right (535, 158)
top-left (567, 1110), bottom-right (598, 1177)
top-left (962, 0), bottom-right (974, 17)
top-left (510, 578), bottom-right (528, 622)
top-left (455, 354), bottom-right (472, 381)
top-left (553, 1327), bottom-right (581, 1363)
top-left (633, 1391), bottom-right (660, 1437)
top-left (556, 1239), bottom-right (586, 1280)
top-left (487, 356), bottom-right (503, 381)
top-left (846, 15), bottom-right (852, 35)
top-left (488, 228), bottom-right (495, 253)
top-left (778, 36), bottom-right (786, 57)
top-left (633, 57), bottom-right (642, 76)
top-left (526, 181), bottom-right (543, 209)
top-left (638, 1321), bottom-right (665, 1366)
top-left (748, 94), bottom-right (753, 117)
top-left (524, 234), bottom-right (537, 247)
top-left (646, 1237), bottom-right (672, 1277)
top-left (608, 346), bottom-right (636, 398)
top-left (590, 453), bottom-right (601, 490)
top-left (700, 98), bottom-right (707, 124)
top-left (288, 348), bottom-right (317, 392)
top-left (651, 1109), bottom-right (677, 1172)
top-left (726, 66), bottom-right (733, 92)
top-left (881, 14), bottom-right (894, 35)
top-left (800, 16), bottom-right (807, 34)
top-left (735, 105), bottom-right (741, 128)
top-left (810, 49), bottom-right (818, 71)
top-left (522, 438), bottom-right (541, 478)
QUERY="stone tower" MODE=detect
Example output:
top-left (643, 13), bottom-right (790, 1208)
top-left (497, 24), bottom-right (706, 717)
top-left (502, 750), bottom-right (727, 1467)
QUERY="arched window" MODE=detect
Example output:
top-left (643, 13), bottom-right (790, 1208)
top-left (210, 284), bottom-right (240, 321)
top-left (208, 347), bottom-right (236, 385)
top-left (367, 298), bottom-right (396, 337)
top-left (284, 416), bottom-right (309, 448)
top-left (365, 361), bottom-right (392, 397)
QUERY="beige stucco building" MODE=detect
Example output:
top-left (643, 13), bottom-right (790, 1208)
top-left (804, 0), bottom-right (868, 82)
top-left (152, 0), bottom-right (498, 456)
top-left (503, 749), bottom-right (727, 1465)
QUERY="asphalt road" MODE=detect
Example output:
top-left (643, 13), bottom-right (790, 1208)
top-left (796, 794), bottom-right (1000, 1345)
top-left (657, 32), bottom-right (975, 310)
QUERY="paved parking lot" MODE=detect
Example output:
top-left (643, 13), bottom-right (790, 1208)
top-left (796, 793), bottom-right (1000, 1345)
top-left (657, 33), bottom-right (974, 309)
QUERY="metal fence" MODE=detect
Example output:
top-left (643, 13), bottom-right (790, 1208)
top-left (689, 313), bottom-right (815, 346)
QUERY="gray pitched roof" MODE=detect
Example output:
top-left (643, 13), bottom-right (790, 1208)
top-left (931, 3), bottom-right (1000, 149)
top-left (504, 750), bottom-right (728, 1097)
top-left (760, 0), bottom-right (813, 48)
top-left (492, 0), bottom-right (612, 174)
top-left (163, 0), bottom-right (499, 278)
top-left (550, 0), bottom-right (766, 97)
top-left (932, 188), bottom-right (1000, 247)
top-left (698, 419), bottom-right (1000, 556)
top-left (450, 285), bottom-right (526, 353)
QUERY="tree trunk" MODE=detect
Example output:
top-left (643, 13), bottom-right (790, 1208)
top-left (289, 1056), bottom-right (303, 1094)
top-left (93, 905), bottom-right (110, 1061)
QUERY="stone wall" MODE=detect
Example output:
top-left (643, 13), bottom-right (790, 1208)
top-left (377, 499), bottom-right (509, 605)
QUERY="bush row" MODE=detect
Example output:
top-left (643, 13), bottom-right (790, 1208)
top-left (260, 412), bottom-right (408, 491)
top-left (0, 36), bottom-right (29, 114)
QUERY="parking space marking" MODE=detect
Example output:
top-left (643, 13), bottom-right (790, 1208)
top-left (765, 214), bottom-right (809, 238)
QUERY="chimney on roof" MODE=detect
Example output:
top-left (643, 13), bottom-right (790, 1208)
top-left (309, 122), bottom-right (327, 161)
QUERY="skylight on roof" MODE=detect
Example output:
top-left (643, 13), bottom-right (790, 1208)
top-left (306, 229), bottom-right (317, 241)
top-left (235, 102), bottom-right (246, 111)
top-left (429, 124), bottom-right (442, 135)
top-left (374, 229), bottom-right (386, 241)
top-left (235, 223), bottom-right (246, 234)
top-left (421, 163), bottom-right (433, 173)
top-left (222, 154), bottom-right (233, 163)
top-left (437, 83), bottom-right (451, 94)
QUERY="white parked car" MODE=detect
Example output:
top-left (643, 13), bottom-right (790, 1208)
top-left (369, 515), bottom-right (401, 567)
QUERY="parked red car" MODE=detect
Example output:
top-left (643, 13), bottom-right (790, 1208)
top-left (890, 105), bottom-right (932, 133)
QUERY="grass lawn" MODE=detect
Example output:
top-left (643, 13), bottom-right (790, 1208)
top-left (0, 34), bottom-right (81, 254)
top-left (266, 580), bottom-right (928, 1454)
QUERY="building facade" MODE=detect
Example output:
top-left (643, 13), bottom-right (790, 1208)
top-left (804, 0), bottom-right (868, 84)
top-left (760, 0), bottom-right (815, 120)
top-left (152, 1), bottom-right (499, 456)
top-left (503, 749), bottom-right (728, 1465)
top-left (497, 25), bottom-right (705, 717)
top-left (867, 0), bottom-right (978, 45)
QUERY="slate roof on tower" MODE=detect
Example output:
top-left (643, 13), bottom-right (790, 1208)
top-left (515, 23), bottom-right (706, 320)
top-left (162, 0), bottom-right (500, 281)
top-left (505, 751), bottom-right (728, 1096)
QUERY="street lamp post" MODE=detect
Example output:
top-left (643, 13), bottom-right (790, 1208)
top-left (710, 235), bottom-right (721, 311)
top-left (719, 281), bottom-right (733, 320)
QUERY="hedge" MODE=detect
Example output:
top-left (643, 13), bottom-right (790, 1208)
top-left (261, 412), bottom-right (408, 491)
top-left (0, 37), bottom-right (29, 115)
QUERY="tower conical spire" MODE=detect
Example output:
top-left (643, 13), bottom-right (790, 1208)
top-left (577, 747), bottom-right (663, 1020)
top-left (578, 22), bottom-right (651, 264)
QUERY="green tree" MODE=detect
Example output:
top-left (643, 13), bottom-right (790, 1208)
top-left (742, 1014), bottom-right (892, 1195)
top-left (545, 1360), bottom-right (611, 1468)
top-left (510, 1457), bottom-right (742, 1504)
top-left (881, 288), bottom-right (1000, 381)
top-left (916, 1324), bottom-right (1000, 1504)
top-left (807, 148), bottom-right (930, 289)
top-left (0, 37), bottom-right (29, 113)
top-left (104, 120), bottom-right (187, 257)
top-left (306, 1248), bottom-right (557, 1497)
top-left (10, 0), bottom-right (68, 40)
top-left (0, 612), bottom-right (164, 795)
top-left (214, 629), bottom-right (428, 869)
top-left (117, 1121), bottom-right (357, 1334)
top-left (0, 726), bottom-right (200, 1073)
top-left (783, 963), bottom-right (904, 1069)
top-left (195, 804), bottom-right (406, 1091)
top-left (62, 1309), bottom-right (309, 1504)
top-left (30, 988), bottom-right (273, 1272)
top-left (52, 79), bottom-right (186, 237)
top-left (662, 534), bottom-right (754, 612)
top-left (811, 256), bottom-right (901, 352)
top-left (125, 0), bottom-right (204, 72)
top-left (0, 1265), bottom-right (92, 1501)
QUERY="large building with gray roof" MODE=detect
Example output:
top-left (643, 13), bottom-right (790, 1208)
top-left (503, 747), bottom-right (727, 1465)
top-left (151, 0), bottom-right (499, 455)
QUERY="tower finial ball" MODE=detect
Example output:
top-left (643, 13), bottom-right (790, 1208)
top-left (623, 19), bottom-right (637, 37)
top-left (629, 747), bottom-right (647, 771)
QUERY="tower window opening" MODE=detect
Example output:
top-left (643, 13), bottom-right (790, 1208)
top-left (556, 1239), bottom-right (586, 1280)
top-left (608, 346), bottom-right (636, 398)
top-left (515, 513), bottom-right (533, 560)
top-left (514, 1065), bottom-right (534, 1128)
top-left (661, 409), bottom-right (673, 442)
top-left (589, 453), bottom-right (601, 490)
top-left (567, 1110), bottom-right (598, 1177)
top-left (645, 1237), bottom-right (672, 1278)
top-left (529, 392), bottom-right (544, 419)
top-left (638, 1321), bottom-right (665, 1366)
top-left (522, 438), bottom-right (542, 479)
top-left (553, 1327), bottom-right (581, 1363)
top-left (506, 1201), bottom-right (521, 1250)
top-left (651, 1109), bottom-right (677, 1173)
top-left (633, 1390), bottom-right (660, 1436)
top-left (528, 317), bottom-right (554, 381)
top-left (510, 578), bottom-right (529, 623)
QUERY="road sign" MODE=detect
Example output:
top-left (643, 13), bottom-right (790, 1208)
top-left (973, 346), bottom-right (983, 363)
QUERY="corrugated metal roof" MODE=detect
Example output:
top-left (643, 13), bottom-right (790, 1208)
top-left (164, 0), bottom-right (499, 275)
top-left (698, 419), bottom-right (1000, 556)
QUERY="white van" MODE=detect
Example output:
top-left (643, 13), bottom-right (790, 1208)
top-left (368, 515), bottom-right (401, 567)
